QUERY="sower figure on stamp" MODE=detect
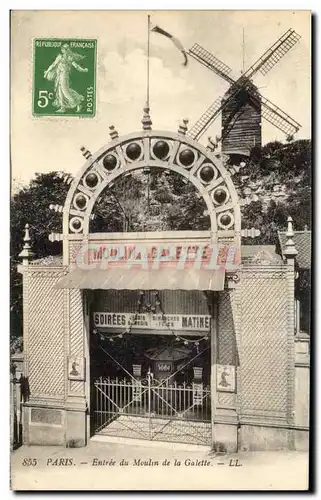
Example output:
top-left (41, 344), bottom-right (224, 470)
top-left (44, 43), bottom-right (88, 113)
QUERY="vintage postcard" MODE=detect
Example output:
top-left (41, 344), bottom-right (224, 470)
top-left (10, 10), bottom-right (311, 491)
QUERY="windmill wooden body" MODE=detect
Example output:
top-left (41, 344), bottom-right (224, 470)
top-left (188, 29), bottom-right (302, 157)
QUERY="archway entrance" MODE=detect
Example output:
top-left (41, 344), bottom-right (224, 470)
top-left (55, 126), bottom-right (242, 448)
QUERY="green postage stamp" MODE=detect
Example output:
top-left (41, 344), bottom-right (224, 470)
top-left (33, 39), bottom-right (97, 117)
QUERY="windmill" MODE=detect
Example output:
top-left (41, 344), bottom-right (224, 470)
top-left (188, 29), bottom-right (301, 157)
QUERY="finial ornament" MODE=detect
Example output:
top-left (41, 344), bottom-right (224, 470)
top-left (109, 125), bottom-right (119, 140)
top-left (57, 172), bottom-right (73, 185)
top-left (49, 233), bottom-right (63, 242)
top-left (206, 136), bottom-right (218, 152)
top-left (19, 223), bottom-right (33, 265)
top-left (241, 227), bottom-right (261, 238)
top-left (284, 216), bottom-right (298, 259)
top-left (141, 103), bottom-right (152, 131)
top-left (49, 204), bottom-right (64, 213)
top-left (80, 146), bottom-right (92, 159)
top-left (23, 223), bottom-right (31, 246)
top-left (178, 118), bottom-right (188, 135)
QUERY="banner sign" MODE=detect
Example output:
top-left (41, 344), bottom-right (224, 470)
top-left (155, 362), bottom-right (173, 373)
top-left (76, 241), bottom-right (240, 270)
top-left (192, 383), bottom-right (204, 406)
top-left (93, 312), bottom-right (211, 332)
top-left (132, 382), bottom-right (142, 403)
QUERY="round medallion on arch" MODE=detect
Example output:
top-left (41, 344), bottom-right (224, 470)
top-left (198, 163), bottom-right (218, 184)
top-left (152, 140), bottom-right (170, 160)
top-left (125, 142), bottom-right (143, 162)
top-left (178, 148), bottom-right (195, 167)
top-left (212, 186), bottom-right (229, 205)
top-left (217, 211), bottom-right (234, 229)
top-left (83, 171), bottom-right (100, 189)
top-left (73, 192), bottom-right (89, 211)
top-left (69, 216), bottom-right (84, 233)
top-left (102, 153), bottom-right (118, 172)
top-left (175, 147), bottom-right (197, 169)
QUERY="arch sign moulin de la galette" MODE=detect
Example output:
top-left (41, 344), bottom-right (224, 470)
top-left (18, 107), bottom-right (304, 451)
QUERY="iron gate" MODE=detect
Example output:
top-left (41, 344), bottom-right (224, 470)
top-left (93, 373), bottom-right (212, 445)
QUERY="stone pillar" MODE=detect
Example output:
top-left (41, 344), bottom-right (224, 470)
top-left (65, 288), bottom-right (88, 447)
top-left (284, 216), bottom-right (298, 450)
top-left (18, 226), bottom-right (67, 445)
top-left (210, 292), bottom-right (218, 448)
top-left (18, 224), bottom-right (33, 423)
top-left (294, 334), bottom-right (310, 450)
top-left (18, 227), bottom-right (33, 444)
top-left (212, 290), bottom-right (238, 453)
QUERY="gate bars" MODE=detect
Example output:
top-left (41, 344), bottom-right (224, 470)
top-left (92, 337), bottom-right (212, 445)
top-left (93, 376), bottom-right (211, 445)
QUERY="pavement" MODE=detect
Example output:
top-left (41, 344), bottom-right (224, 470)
top-left (10, 438), bottom-right (309, 491)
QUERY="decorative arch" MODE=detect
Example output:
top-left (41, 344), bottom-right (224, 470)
top-left (63, 130), bottom-right (241, 239)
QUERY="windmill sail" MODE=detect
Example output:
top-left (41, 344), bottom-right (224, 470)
top-left (242, 29), bottom-right (301, 81)
top-left (188, 96), bottom-right (224, 140)
top-left (258, 29), bottom-right (301, 75)
top-left (259, 95), bottom-right (301, 135)
top-left (188, 43), bottom-right (234, 84)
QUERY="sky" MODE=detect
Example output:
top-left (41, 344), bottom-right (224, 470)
top-left (10, 10), bottom-right (311, 185)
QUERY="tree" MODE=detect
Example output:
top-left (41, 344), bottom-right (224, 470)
top-left (91, 169), bottom-right (210, 233)
top-left (239, 139), bottom-right (311, 244)
top-left (89, 174), bottom-right (142, 233)
top-left (10, 172), bottom-right (72, 347)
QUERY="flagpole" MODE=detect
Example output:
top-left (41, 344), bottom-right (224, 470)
top-left (147, 14), bottom-right (150, 108)
top-left (142, 14), bottom-right (152, 130)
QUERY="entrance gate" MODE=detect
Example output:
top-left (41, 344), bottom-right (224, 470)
top-left (92, 345), bottom-right (212, 446)
top-left (93, 376), bottom-right (211, 445)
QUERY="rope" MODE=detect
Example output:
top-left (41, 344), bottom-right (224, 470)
top-left (153, 291), bottom-right (210, 350)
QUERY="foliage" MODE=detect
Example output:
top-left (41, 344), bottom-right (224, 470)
top-left (90, 169), bottom-right (210, 232)
top-left (10, 172), bottom-right (71, 348)
top-left (89, 174), bottom-right (142, 232)
top-left (239, 139), bottom-right (311, 244)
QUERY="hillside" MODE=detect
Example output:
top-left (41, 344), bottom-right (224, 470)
top-left (91, 138), bottom-right (311, 243)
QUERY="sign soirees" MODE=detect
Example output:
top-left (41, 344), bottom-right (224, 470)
top-left (93, 312), bottom-right (211, 332)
